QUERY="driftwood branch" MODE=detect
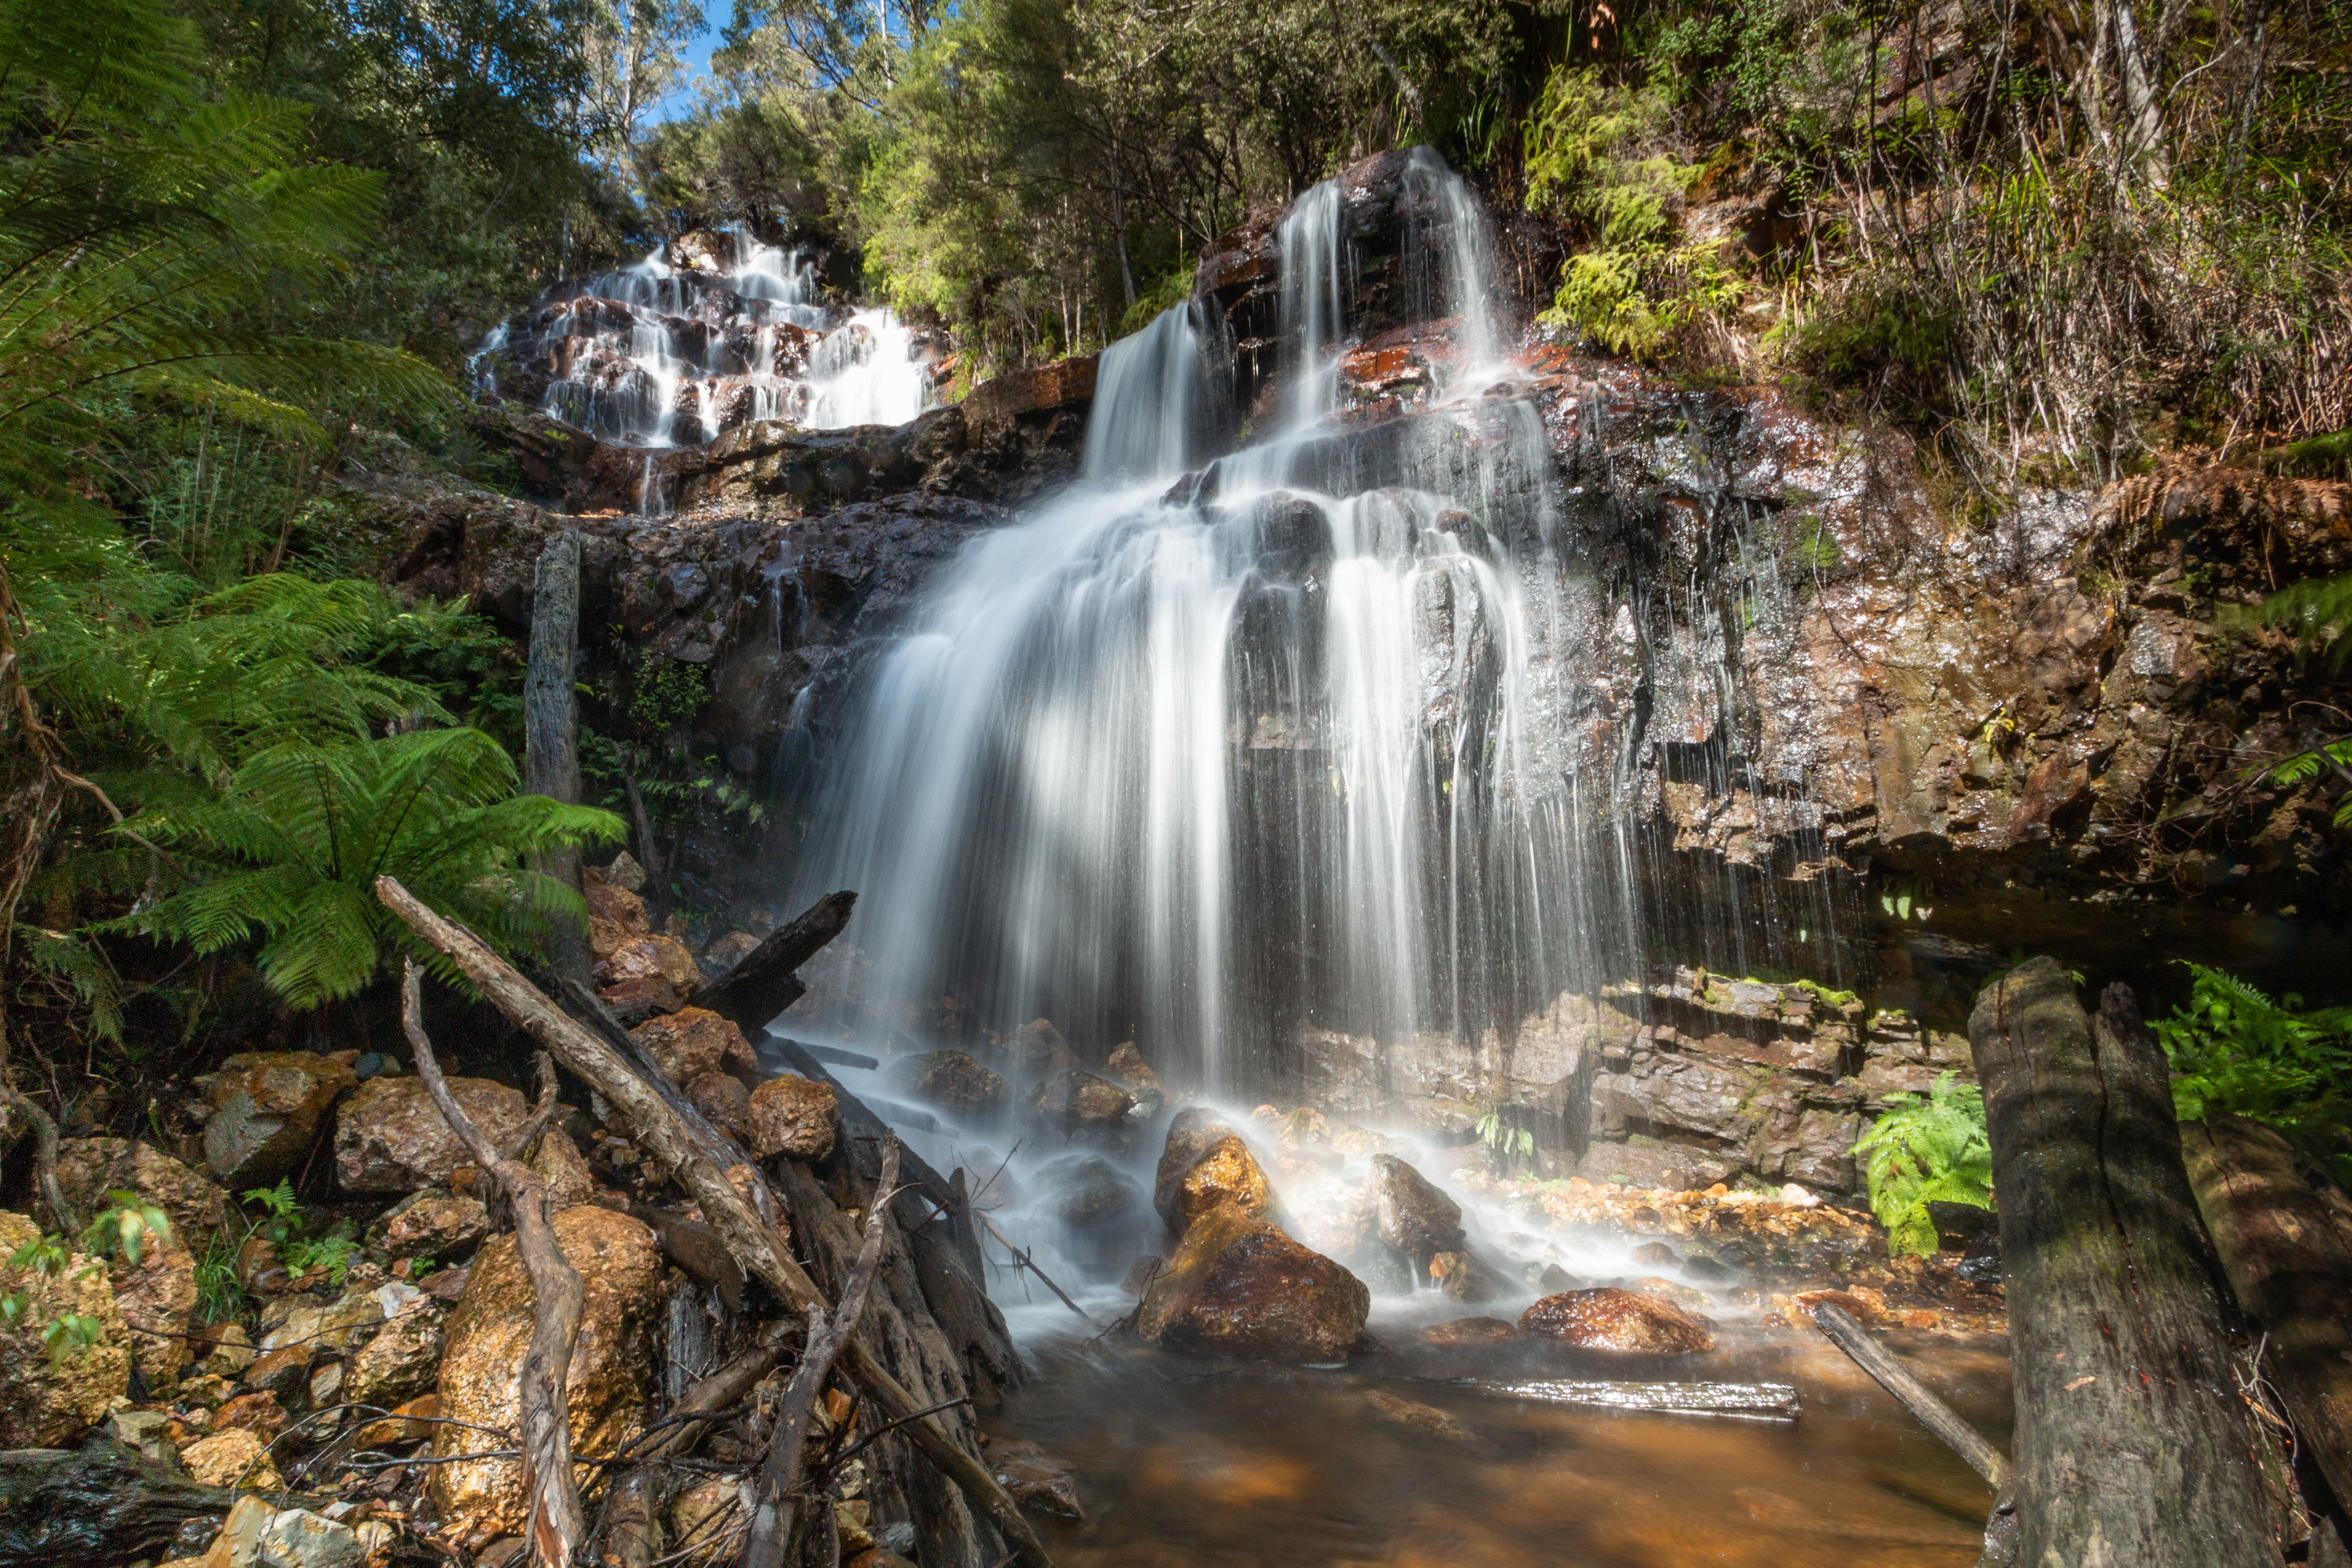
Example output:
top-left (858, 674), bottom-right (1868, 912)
top-left (748, 1139), bottom-right (901, 1568)
top-left (374, 876), bottom-right (1055, 1568)
top-left (982, 1216), bottom-right (1096, 1327)
top-left (403, 960), bottom-right (588, 1568)
top-left (502, 1049), bottom-right (564, 1165)
top-left (1812, 1302), bottom-right (2008, 1483)
top-left (1, 1084), bottom-right (75, 1235)
top-left (693, 890), bottom-right (856, 1033)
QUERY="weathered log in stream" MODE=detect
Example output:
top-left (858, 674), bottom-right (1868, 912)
top-left (0, 1435), bottom-right (236, 1568)
top-left (2181, 1113), bottom-right (2352, 1515)
top-left (1967, 960), bottom-right (2281, 1567)
top-left (696, 889), bottom-right (857, 1030)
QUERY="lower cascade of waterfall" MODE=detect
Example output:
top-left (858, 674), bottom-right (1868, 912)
top-left (788, 149), bottom-right (1644, 1095)
top-left (471, 229), bottom-right (931, 450)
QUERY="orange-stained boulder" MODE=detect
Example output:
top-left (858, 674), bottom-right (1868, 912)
top-left (1517, 1287), bottom-right (1715, 1355)
top-left (335, 1076), bottom-right (528, 1192)
top-left (630, 1006), bottom-right (756, 1086)
top-left (431, 1206), bottom-right (666, 1533)
top-left (1169, 1134), bottom-right (1276, 1238)
top-left (1137, 1204), bottom-right (1367, 1364)
top-left (746, 1074), bottom-right (837, 1161)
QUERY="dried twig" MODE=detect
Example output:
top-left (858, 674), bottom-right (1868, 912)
top-left (747, 1138), bottom-right (901, 1568)
top-left (403, 959), bottom-right (588, 1568)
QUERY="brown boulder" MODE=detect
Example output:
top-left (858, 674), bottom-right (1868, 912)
top-left (1420, 1316), bottom-right (1521, 1345)
top-left (595, 934), bottom-right (701, 997)
top-left (178, 1427), bottom-right (280, 1489)
top-left (596, 974), bottom-right (684, 1024)
top-left (353, 1393), bottom-right (440, 1449)
top-left (1137, 1204), bottom-right (1368, 1364)
top-left (1517, 1288), bottom-right (1715, 1355)
top-left (702, 930), bottom-right (763, 974)
top-left (1035, 1069), bottom-right (1134, 1132)
top-left (336, 1075), bottom-right (530, 1192)
top-left (381, 1194), bottom-right (492, 1261)
top-left (1167, 1134), bottom-right (1277, 1238)
top-left (346, 1298), bottom-right (447, 1407)
top-left (630, 1006), bottom-right (756, 1086)
top-left (746, 1074), bottom-right (838, 1161)
top-left (197, 1052), bottom-right (358, 1184)
top-left (432, 1205), bottom-right (666, 1533)
top-left (1103, 1041), bottom-right (1167, 1111)
top-left (55, 1137), bottom-right (230, 1248)
top-left (1152, 1108), bottom-right (1240, 1231)
top-left (0, 1210), bottom-right (132, 1445)
top-left (584, 875), bottom-right (651, 961)
top-left (888, 1051), bottom-right (1006, 1118)
top-left (1369, 1154), bottom-right (1464, 1259)
top-left (214, 1390), bottom-right (290, 1440)
top-left (686, 1071), bottom-right (752, 1137)
top-left (1000, 1018), bottom-right (1080, 1081)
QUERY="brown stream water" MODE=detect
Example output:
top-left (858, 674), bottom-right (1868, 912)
top-left (994, 1310), bottom-right (2013, 1567)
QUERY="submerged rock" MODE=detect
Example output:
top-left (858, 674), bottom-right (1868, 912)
top-left (335, 1075), bottom-right (529, 1192)
top-left (987, 1438), bottom-right (1084, 1521)
top-left (196, 1052), bottom-right (358, 1185)
top-left (1421, 1316), bottom-right (1521, 1345)
top-left (888, 1051), bottom-right (1007, 1118)
top-left (431, 1205), bottom-right (666, 1533)
top-left (1137, 1204), bottom-right (1369, 1364)
top-left (746, 1073), bottom-right (838, 1161)
top-left (1518, 1287), bottom-right (1715, 1355)
top-left (1366, 1388), bottom-right (1478, 1442)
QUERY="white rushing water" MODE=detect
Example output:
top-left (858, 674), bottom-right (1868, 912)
top-left (482, 231), bottom-right (930, 451)
top-left (787, 149), bottom-right (1632, 1095)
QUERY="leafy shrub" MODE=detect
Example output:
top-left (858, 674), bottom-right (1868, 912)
top-left (2152, 963), bottom-right (2352, 1184)
top-left (1851, 1071), bottom-right (1993, 1256)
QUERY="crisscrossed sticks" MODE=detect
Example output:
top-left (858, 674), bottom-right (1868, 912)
top-left (372, 876), bottom-right (1056, 1568)
top-left (400, 959), bottom-right (587, 1568)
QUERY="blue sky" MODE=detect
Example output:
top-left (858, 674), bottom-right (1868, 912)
top-left (650, 17), bottom-right (728, 124)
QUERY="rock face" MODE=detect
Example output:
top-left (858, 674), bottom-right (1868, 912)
top-left (0, 1210), bottom-right (132, 1445)
top-left (336, 1076), bottom-right (530, 1192)
top-left (1167, 1134), bottom-right (1277, 1238)
top-left (888, 1051), bottom-right (1006, 1118)
top-left (55, 1137), bottom-right (230, 1248)
top-left (745, 1073), bottom-right (837, 1160)
top-left (1369, 1155), bottom-right (1464, 1261)
top-left (196, 1052), bottom-right (358, 1184)
top-left (1137, 1204), bottom-right (1369, 1364)
top-left (1518, 1287), bottom-right (1716, 1355)
top-left (631, 1006), bottom-right (756, 1086)
top-left (431, 1205), bottom-right (666, 1532)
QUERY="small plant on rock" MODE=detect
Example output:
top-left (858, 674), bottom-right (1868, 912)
top-left (2152, 963), bottom-right (2352, 1185)
top-left (1851, 1071), bottom-right (1994, 1257)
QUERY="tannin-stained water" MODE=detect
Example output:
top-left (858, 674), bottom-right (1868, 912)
top-left (788, 150), bottom-right (1636, 1093)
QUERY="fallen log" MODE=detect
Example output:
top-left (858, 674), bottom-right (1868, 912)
top-left (375, 876), bottom-right (1055, 1568)
top-left (748, 1139), bottom-right (900, 1568)
top-left (695, 890), bottom-right (857, 1034)
top-left (2181, 1113), bottom-right (2352, 1514)
top-left (1463, 1379), bottom-right (1802, 1421)
top-left (1811, 1302), bottom-right (2007, 1482)
top-left (1968, 963), bottom-right (2279, 1567)
top-left (0, 1435), bottom-right (235, 1568)
top-left (404, 961), bottom-right (588, 1568)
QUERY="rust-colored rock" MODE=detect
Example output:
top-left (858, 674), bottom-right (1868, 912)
top-left (1169, 1134), bottom-right (1276, 1238)
top-left (347, 1299), bottom-right (447, 1407)
top-left (353, 1393), bottom-right (440, 1449)
top-left (431, 1205), bottom-right (666, 1533)
top-left (382, 1194), bottom-right (492, 1261)
top-left (213, 1390), bottom-right (290, 1440)
top-left (1137, 1204), bottom-right (1369, 1364)
top-left (1152, 1108), bottom-right (1240, 1232)
top-left (596, 933), bottom-right (702, 996)
top-left (630, 1006), bottom-right (756, 1086)
top-left (197, 1051), bottom-right (358, 1184)
top-left (112, 1237), bottom-right (200, 1381)
top-left (336, 1075), bottom-right (530, 1192)
top-left (55, 1137), bottom-right (230, 1248)
top-left (887, 1051), bottom-right (1006, 1118)
top-left (1103, 1041), bottom-right (1167, 1110)
top-left (595, 974), bottom-right (684, 1023)
top-left (243, 1344), bottom-right (315, 1401)
top-left (686, 1071), bottom-right (752, 1138)
top-left (1518, 1287), bottom-right (1715, 1355)
top-left (1366, 1388), bottom-right (1477, 1441)
top-left (178, 1427), bottom-right (280, 1489)
top-left (584, 874), bottom-right (651, 961)
top-left (1421, 1316), bottom-right (1521, 1346)
top-left (746, 1074), bottom-right (837, 1161)
top-left (0, 1210), bottom-right (132, 1445)
top-left (962, 354), bottom-right (1098, 437)
top-left (1036, 1069), bottom-right (1134, 1132)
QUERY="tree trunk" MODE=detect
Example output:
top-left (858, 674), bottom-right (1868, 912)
top-left (1967, 961), bottom-right (2281, 1568)
top-left (2180, 1114), bottom-right (2352, 1516)
top-left (692, 890), bottom-right (856, 1036)
top-left (524, 531), bottom-right (588, 986)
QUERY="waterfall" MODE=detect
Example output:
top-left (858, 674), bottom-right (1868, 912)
top-left (786, 154), bottom-right (1637, 1096)
top-left (483, 230), bottom-right (932, 464)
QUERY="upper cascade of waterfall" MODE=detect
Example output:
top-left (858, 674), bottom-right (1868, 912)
top-left (472, 229), bottom-right (933, 451)
top-left (1079, 302), bottom-right (1211, 482)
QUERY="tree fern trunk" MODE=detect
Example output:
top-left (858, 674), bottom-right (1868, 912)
top-left (524, 530), bottom-right (589, 985)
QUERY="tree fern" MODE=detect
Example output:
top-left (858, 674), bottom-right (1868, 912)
top-left (1851, 1072), bottom-right (1994, 1257)
top-left (2152, 963), bottom-right (2352, 1184)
